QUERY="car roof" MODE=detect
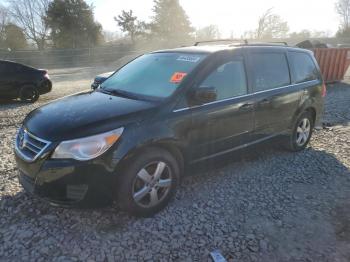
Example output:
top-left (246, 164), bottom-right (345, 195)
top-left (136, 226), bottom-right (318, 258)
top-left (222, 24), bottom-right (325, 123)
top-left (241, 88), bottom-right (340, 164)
top-left (0, 59), bottom-right (22, 64)
top-left (0, 60), bottom-right (26, 66)
top-left (0, 59), bottom-right (36, 69)
top-left (152, 44), bottom-right (313, 55)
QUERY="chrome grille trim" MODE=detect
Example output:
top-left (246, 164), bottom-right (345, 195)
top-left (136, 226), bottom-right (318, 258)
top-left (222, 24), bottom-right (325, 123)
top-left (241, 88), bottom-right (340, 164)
top-left (15, 128), bottom-right (51, 162)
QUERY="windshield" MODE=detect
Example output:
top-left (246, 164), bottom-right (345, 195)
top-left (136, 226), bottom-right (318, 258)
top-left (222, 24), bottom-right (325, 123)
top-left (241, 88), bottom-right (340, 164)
top-left (100, 52), bottom-right (206, 99)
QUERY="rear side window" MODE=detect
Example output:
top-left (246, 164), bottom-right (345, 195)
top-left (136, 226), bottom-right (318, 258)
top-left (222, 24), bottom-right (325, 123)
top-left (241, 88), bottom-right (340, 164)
top-left (289, 52), bottom-right (319, 83)
top-left (250, 52), bottom-right (290, 92)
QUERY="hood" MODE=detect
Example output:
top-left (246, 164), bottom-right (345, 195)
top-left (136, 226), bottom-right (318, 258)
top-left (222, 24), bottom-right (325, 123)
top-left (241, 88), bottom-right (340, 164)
top-left (24, 91), bottom-right (158, 141)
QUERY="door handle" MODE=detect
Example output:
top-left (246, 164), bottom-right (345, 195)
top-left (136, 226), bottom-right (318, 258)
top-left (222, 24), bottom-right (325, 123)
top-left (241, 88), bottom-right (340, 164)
top-left (239, 102), bottom-right (254, 109)
top-left (259, 98), bottom-right (270, 104)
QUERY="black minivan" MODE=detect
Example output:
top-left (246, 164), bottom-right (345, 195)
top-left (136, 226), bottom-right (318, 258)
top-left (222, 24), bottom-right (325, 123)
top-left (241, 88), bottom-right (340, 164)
top-left (14, 42), bottom-right (325, 216)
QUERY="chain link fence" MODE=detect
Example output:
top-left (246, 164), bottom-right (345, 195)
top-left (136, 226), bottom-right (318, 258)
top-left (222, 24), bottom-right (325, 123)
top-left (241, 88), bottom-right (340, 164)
top-left (0, 44), bottom-right (145, 69)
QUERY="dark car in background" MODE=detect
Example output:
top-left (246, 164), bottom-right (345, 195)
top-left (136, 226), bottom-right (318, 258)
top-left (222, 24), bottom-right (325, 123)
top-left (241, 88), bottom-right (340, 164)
top-left (14, 42), bottom-right (325, 217)
top-left (0, 60), bottom-right (52, 103)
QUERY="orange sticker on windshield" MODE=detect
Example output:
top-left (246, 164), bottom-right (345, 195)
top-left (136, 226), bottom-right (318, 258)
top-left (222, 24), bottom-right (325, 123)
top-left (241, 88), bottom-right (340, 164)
top-left (170, 72), bottom-right (187, 83)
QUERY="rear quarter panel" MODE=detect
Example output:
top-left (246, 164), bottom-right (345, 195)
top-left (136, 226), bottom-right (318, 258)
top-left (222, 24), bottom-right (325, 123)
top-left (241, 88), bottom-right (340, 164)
top-left (295, 80), bottom-right (324, 128)
top-left (288, 50), bottom-right (324, 128)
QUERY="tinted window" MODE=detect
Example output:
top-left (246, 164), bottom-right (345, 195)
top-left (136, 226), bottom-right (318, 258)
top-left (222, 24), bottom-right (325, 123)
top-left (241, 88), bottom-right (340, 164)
top-left (200, 59), bottom-right (247, 100)
top-left (0, 62), bottom-right (22, 73)
top-left (289, 52), bottom-right (318, 83)
top-left (251, 52), bottom-right (290, 91)
top-left (0, 62), bottom-right (12, 73)
top-left (101, 52), bottom-right (206, 99)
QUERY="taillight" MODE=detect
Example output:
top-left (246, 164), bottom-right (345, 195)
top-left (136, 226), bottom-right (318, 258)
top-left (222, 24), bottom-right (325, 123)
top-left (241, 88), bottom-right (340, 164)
top-left (322, 82), bottom-right (327, 97)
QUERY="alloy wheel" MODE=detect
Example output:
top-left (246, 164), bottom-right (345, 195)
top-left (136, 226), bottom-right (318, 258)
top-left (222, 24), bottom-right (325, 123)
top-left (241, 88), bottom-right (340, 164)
top-left (21, 87), bottom-right (38, 102)
top-left (132, 161), bottom-right (172, 208)
top-left (296, 118), bottom-right (311, 146)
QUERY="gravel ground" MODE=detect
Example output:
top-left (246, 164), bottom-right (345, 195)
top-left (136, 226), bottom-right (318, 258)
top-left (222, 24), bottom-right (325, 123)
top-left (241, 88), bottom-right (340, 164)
top-left (0, 77), bottom-right (349, 261)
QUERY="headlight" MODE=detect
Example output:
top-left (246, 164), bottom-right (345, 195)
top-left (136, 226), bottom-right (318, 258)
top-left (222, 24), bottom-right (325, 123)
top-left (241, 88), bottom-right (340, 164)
top-left (51, 128), bottom-right (124, 161)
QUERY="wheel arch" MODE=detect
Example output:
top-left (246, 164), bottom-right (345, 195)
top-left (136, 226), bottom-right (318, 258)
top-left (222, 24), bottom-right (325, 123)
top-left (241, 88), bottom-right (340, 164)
top-left (118, 140), bottom-right (186, 176)
top-left (290, 104), bottom-right (317, 130)
top-left (17, 83), bottom-right (38, 95)
top-left (305, 107), bottom-right (316, 123)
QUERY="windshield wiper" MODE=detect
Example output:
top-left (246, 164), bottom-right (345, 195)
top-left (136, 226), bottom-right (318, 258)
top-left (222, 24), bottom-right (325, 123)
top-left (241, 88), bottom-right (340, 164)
top-left (99, 88), bottom-right (161, 102)
top-left (99, 88), bottom-right (139, 100)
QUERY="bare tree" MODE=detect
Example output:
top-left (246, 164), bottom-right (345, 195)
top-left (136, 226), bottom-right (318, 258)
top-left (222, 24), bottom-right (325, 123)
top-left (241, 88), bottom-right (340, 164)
top-left (7, 0), bottom-right (50, 50)
top-left (289, 29), bottom-right (312, 39)
top-left (256, 8), bottom-right (289, 39)
top-left (336, 0), bottom-right (350, 29)
top-left (241, 30), bottom-right (256, 39)
top-left (196, 25), bottom-right (221, 40)
top-left (103, 30), bottom-right (122, 43)
top-left (0, 5), bottom-right (10, 38)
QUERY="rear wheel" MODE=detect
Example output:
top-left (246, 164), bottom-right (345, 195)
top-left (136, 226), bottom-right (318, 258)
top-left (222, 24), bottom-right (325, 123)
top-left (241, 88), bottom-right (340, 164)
top-left (117, 147), bottom-right (180, 217)
top-left (19, 85), bottom-right (39, 103)
top-left (284, 111), bottom-right (314, 151)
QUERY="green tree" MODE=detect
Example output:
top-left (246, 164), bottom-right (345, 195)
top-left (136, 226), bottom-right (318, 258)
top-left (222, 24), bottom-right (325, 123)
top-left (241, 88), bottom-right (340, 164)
top-left (3, 23), bottom-right (27, 50)
top-left (46, 0), bottom-right (104, 48)
top-left (114, 10), bottom-right (145, 44)
top-left (150, 0), bottom-right (193, 42)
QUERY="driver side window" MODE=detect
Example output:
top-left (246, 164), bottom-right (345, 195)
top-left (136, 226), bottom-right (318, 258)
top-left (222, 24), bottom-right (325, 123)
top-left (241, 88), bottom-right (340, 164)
top-left (200, 59), bottom-right (247, 101)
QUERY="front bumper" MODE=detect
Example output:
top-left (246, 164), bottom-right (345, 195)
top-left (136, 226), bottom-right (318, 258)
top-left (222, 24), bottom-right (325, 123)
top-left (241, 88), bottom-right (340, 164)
top-left (15, 153), bottom-right (116, 207)
top-left (38, 79), bottom-right (52, 95)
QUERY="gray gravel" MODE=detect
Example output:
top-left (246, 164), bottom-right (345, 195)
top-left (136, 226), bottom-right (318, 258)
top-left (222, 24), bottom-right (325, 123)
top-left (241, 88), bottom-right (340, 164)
top-left (0, 77), bottom-right (350, 261)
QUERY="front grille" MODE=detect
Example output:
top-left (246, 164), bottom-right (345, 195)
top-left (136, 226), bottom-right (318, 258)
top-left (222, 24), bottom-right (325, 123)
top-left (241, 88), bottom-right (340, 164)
top-left (15, 128), bottom-right (51, 162)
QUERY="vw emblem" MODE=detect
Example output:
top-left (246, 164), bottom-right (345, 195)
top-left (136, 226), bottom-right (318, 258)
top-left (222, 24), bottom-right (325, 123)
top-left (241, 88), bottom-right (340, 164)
top-left (18, 130), bottom-right (25, 149)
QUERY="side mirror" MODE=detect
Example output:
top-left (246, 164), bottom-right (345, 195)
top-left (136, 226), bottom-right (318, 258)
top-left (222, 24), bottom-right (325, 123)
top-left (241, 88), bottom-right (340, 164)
top-left (91, 76), bottom-right (109, 90)
top-left (190, 86), bottom-right (217, 104)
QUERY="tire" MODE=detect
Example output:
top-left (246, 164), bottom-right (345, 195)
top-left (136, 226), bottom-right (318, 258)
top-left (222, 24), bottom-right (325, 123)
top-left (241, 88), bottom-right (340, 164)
top-left (19, 85), bottom-right (39, 103)
top-left (283, 111), bottom-right (314, 152)
top-left (117, 147), bottom-right (180, 217)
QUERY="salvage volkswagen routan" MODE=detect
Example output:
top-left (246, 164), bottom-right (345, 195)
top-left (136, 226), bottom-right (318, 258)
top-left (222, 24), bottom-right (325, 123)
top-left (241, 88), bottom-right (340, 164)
top-left (15, 42), bottom-right (325, 217)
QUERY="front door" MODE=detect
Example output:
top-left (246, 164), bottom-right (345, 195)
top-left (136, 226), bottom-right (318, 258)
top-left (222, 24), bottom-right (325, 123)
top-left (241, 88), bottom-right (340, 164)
top-left (188, 54), bottom-right (255, 161)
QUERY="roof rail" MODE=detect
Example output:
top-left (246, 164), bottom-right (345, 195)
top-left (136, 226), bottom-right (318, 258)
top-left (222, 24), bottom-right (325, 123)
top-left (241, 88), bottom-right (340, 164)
top-left (234, 42), bottom-right (289, 47)
top-left (194, 39), bottom-right (289, 47)
top-left (268, 41), bottom-right (288, 46)
top-left (194, 39), bottom-right (248, 46)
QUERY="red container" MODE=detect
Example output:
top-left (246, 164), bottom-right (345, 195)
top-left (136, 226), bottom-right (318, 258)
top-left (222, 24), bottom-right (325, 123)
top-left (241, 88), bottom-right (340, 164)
top-left (312, 48), bottom-right (350, 83)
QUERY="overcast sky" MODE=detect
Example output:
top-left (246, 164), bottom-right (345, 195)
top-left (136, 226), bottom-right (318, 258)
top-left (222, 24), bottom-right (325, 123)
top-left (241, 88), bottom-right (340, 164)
top-left (87, 0), bottom-right (340, 37)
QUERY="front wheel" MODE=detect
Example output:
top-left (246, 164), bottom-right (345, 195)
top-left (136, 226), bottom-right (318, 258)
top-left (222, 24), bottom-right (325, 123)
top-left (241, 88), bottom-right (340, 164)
top-left (19, 85), bottom-right (39, 103)
top-left (284, 111), bottom-right (314, 151)
top-left (117, 147), bottom-right (180, 217)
